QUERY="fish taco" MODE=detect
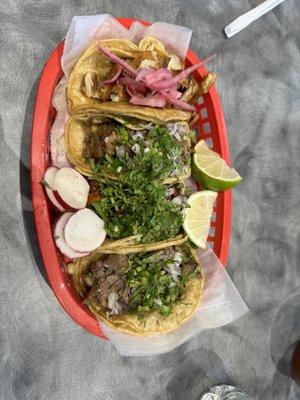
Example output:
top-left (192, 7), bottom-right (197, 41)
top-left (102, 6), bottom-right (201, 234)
top-left (68, 241), bottom-right (204, 335)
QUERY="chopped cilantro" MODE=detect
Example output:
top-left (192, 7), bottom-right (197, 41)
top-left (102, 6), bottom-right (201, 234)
top-left (90, 175), bottom-right (184, 243)
top-left (92, 124), bottom-right (190, 181)
top-left (124, 243), bottom-right (199, 314)
top-left (88, 124), bottom-right (193, 243)
top-left (117, 125), bottom-right (129, 145)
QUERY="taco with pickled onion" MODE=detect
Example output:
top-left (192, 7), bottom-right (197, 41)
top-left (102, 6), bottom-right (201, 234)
top-left (67, 36), bottom-right (216, 120)
top-left (67, 241), bottom-right (203, 335)
top-left (64, 115), bottom-right (194, 180)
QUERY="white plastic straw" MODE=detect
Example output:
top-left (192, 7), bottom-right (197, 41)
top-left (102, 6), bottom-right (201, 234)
top-left (224, 0), bottom-right (286, 38)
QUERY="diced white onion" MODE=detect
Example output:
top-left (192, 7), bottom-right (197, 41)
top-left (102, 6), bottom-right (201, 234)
top-left (172, 195), bottom-right (183, 204)
top-left (110, 94), bottom-right (120, 102)
top-left (131, 143), bottom-right (141, 154)
top-left (108, 292), bottom-right (119, 309)
top-left (153, 298), bottom-right (162, 306)
top-left (174, 252), bottom-right (182, 265)
top-left (132, 131), bottom-right (145, 140)
top-left (165, 263), bottom-right (181, 282)
top-left (116, 145), bottom-right (125, 157)
top-left (174, 132), bottom-right (182, 142)
top-left (166, 187), bottom-right (176, 197)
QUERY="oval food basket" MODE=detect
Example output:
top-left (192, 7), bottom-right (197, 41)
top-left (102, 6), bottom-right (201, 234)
top-left (31, 17), bottom-right (232, 339)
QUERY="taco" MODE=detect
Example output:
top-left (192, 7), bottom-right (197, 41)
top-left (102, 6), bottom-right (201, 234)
top-left (68, 241), bottom-right (203, 335)
top-left (67, 37), bottom-right (216, 120)
top-left (64, 115), bottom-right (194, 180)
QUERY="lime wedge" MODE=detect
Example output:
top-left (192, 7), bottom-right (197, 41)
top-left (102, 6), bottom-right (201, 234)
top-left (183, 191), bottom-right (217, 248)
top-left (193, 140), bottom-right (242, 191)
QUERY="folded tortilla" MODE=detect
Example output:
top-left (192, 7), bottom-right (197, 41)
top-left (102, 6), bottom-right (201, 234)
top-left (68, 239), bottom-right (204, 336)
top-left (67, 37), bottom-right (192, 122)
top-left (64, 115), bottom-right (192, 180)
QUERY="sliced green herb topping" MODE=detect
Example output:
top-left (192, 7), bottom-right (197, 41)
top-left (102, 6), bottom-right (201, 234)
top-left (89, 125), bottom-right (194, 243)
top-left (92, 124), bottom-right (190, 181)
top-left (90, 176), bottom-right (184, 243)
top-left (125, 243), bottom-right (199, 315)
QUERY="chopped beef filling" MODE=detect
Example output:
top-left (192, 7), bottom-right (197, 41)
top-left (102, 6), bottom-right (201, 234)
top-left (88, 254), bottom-right (129, 312)
top-left (82, 123), bottom-right (118, 160)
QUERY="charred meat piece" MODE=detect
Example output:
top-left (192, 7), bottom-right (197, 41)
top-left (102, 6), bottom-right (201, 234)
top-left (88, 255), bottom-right (129, 312)
top-left (82, 123), bottom-right (118, 160)
top-left (102, 254), bottom-right (127, 271)
top-left (94, 85), bottom-right (112, 102)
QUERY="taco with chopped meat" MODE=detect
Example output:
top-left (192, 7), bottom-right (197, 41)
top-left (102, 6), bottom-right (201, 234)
top-left (67, 241), bottom-right (203, 335)
top-left (64, 115), bottom-right (194, 181)
top-left (67, 37), bottom-right (216, 120)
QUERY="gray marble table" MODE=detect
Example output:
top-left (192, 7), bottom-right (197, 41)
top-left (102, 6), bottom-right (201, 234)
top-left (0, 1), bottom-right (300, 399)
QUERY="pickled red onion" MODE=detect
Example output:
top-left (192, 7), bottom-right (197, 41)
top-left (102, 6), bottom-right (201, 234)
top-left (118, 76), bottom-right (148, 96)
top-left (163, 91), bottom-right (195, 111)
top-left (135, 68), bottom-right (154, 82)
top-left (98, 46), bottom-right (138, 77)
top-left (143, 68), bottom-right (172, 86)
top-left (102, 65), bottom-right (123, 85)
top-left (129, 93), bottom-right (167, 108)
top-left (151, 54), bottom-right (216, 91)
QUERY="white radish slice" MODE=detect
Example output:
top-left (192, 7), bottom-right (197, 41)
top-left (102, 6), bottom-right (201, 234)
top-left (43, 167), bottom-right (65, 212)
top-left (64, 208), bottom-right (106, 253)
top-left (54, 213), bottom-right (89, 259)
top-left (52, 167), bottom-right (90, 210)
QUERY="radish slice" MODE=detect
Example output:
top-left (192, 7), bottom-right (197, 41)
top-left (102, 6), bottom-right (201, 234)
top-left (53, 192), bottom-right (78, 212)
top-left (54, 213), bottom-right (89, 259)
top-left (52, 167), bottom-right (90, 210)
top-left (64, 208), bottom-right (106, 253)
top-left (43, 167), bottom-right (65, 212)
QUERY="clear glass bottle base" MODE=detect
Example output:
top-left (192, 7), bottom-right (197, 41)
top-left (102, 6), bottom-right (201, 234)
top-left (200, 385), bottom-right (252, 400)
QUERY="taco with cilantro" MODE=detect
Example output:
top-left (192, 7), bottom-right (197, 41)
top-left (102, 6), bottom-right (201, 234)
top-left (64, 115), bottom-right (194, 181)
top-left (68, 241), bottom-right (203, 335)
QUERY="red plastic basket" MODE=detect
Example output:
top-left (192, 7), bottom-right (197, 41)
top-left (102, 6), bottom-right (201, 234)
top-left (31, 18), bottom-right (232, 339)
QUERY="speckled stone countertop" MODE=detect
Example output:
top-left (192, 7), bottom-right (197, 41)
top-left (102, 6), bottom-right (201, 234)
top-left (0, 1), bottom-right (299, 399)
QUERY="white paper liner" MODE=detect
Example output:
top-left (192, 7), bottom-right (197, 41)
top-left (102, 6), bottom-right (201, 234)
top-left (50, 76), bottom-right (71, 168)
